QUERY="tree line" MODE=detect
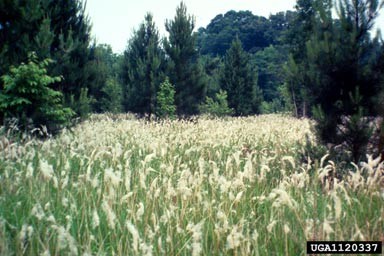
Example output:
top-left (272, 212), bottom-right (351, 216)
top-left (0, 0), bottom-right (383, 161)
top-left (285, 0), bottom-right (384, 162)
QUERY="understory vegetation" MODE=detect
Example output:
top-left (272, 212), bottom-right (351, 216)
top-left (0, 114), bottom-right (383, 255)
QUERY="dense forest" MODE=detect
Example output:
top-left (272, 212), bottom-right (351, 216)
top-left (1, 0), bottom-right (384, 161)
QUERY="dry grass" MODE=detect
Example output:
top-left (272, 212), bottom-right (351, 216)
top-left (0, 114), bottom-right (383, 255)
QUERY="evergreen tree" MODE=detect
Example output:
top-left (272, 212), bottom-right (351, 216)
top-left (86, 43), bottom-right (122, 113)
top-left (286, 0), bottom-right (317, 60)
top-left (0, 0), bottom-right (93, 118)
top-left (46, 0), bottom-right (93, 119)
top-left (100, 78), bottom-right (123, 113)
top-left (374, 42), bottom-right (384, 160)
top-left (164, 2), bottom-right (206, 115)
top-left (284, 0), bottom-right (319, 117)
top-left (200, 55), bottom-right (222, 99)
top-left (68, 87), bottom-right (93, 120)
top-left (47, 0), bottom-right (92, 95)
top-left (122, 13), bottom-right (164, 116)
top-left (253, 45), bottom-right (289, 113)
top-left (220, 37), bottom-right (262, 116)
top-left (287, 0), bottom-right (383, 161)
top-left (0, 0), bottom-right (46, 75)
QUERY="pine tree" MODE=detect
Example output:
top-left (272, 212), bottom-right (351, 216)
top-left (284, 0), bottom-right (319, 117)
top-left (164, 2), bottom-right (206, 116)
top-left (100, 78), bottom-right (123, 113)
top-left (0, 0), bottom-right (46, 74)
top-left (220, 37), bottom-right (262, 116)
top-left (288, 0), bottom-right (383, 161)
top-left (0, 0), bottom-right (93, 118)
top-left (122, 13), bottom-right (164, 116)
top-left (47, 0), bottom-right (92, 111)
top-left (86, 43), bottom-right (122, 113)
top-left (374, 42), bottom-right (384, 160)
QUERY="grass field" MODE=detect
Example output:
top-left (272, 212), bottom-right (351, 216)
top-left (0, 114), bottom-right (383, 255)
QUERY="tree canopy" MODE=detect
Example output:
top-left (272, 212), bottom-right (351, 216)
top-left (164, 2), bottom-right (206, 116)
top-left (122, 13), bottom-right (164, 116)
top-left (197, 10), bottom-right (295, 56)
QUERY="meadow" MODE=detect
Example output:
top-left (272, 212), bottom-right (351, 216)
top-left (0, 114), bottom-right (383, 255)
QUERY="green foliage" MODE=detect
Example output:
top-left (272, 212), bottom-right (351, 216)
top-left (68, 88), bottom-right (94, 120)
top-left (164, 2), bottom-right (206, 115)
top-left (199, 90), bottom-right (234, 117)
top-left (156, 78), bottom-right (176, 119)
top-left (312, 104), bottom-right (339, 144)
top-left (253, 46), bottom-right (287, 102)
top-left (220, 37), bottom-right (262, 116)
top-left (286, 0), bottom-right (384, 161)
top-left (122, 13), bottom-right (164, 115)
top-left (100, 78), bottom-right (123, 113)
top-left (283, 0), bottom-right (318, 117)
top-left (200, 55), bottom-right (222, 98)
top-left (376, 74), bottom-right (384, 159)
top-left (261, 99), bottom-right (285, 114)
top-left (253, 45), bottom-right (289, 113)
top-left (0, 0), bottom-right (93, 108)
top-left (197, 10), bottom-right (295, 112)
top-left (196, 10), bottom-right (295, 56)
top-left (307, 0), bottom-right (380, 154)
top-left (313, 89), bottom-right (374, 162)
top-left (284, 55), bottom-right (299, 117)
top-left (45, 0), bottom-right (92, 98)
top-left (86, 44), bottom-right (122, 113)
top-left (342, 89), bottom-right (373, 162)
top-left (0, 52), bottom-right (74, 131)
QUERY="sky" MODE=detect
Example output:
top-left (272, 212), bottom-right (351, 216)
top-left (85, 0), bottom-right (384, 53)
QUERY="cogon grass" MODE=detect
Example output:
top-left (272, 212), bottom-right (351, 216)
top-left (0, 114), bottom-right (383, 255)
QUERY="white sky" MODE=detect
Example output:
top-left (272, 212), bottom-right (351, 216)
top-left (85, 0), bottom-right (384, 53)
